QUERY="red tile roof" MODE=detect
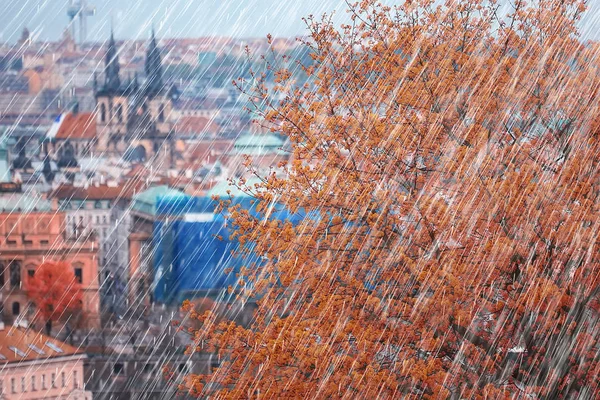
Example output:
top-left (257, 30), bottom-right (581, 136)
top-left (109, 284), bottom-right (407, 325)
top-left (174, 116), bottom-right (220, 136)
top-left (48, 184), bottom-right (133, 201)
top-left (0, 326), bottom-right (83, 364)
top-left (184, 140), bottom-right (234, 163)
top-left (55, 112), bottom-right (96, 140)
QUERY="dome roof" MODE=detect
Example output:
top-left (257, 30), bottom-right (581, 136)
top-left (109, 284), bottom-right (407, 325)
top-left (206, 177), bottom-right (263, 198)
top-left (232, 133), bottom-right (285, 155)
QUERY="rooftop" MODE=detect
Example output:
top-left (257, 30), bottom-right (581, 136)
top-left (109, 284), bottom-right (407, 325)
top-left (174, 116), bottom-right (220, 137)
top-left (0, 192), bottom-right (52, 212)
top-left (206, 177), bottom-right (263, 198)
top-left (54, 112), bottom-right (97, 140)
top-left (234, 132), bottom-right (284, 148)
top-left (48, 184), bottom-right (133, 202)
top-left (131, 185), bottom-right (187, 216)
top-left (231, 133), bottom-right (286, 155)
top-left (0, 325), bottom-right (83, 364)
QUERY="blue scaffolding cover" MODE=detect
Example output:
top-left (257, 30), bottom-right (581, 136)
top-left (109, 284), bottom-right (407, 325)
top-left (151, 194), bottom-right (300, 304)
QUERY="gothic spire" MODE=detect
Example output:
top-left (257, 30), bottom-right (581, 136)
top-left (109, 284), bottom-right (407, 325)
top-left (144, 28), bottom-right (163, 98)
top-left (104, 30), bottom-right (121, 94)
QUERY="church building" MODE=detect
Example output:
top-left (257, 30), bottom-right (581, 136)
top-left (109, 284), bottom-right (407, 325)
top-left (94, 30), bottom-right (178, 167)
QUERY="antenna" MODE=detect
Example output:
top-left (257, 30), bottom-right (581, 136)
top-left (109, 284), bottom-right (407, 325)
top-left (67, 0), bottom-right (96, 45)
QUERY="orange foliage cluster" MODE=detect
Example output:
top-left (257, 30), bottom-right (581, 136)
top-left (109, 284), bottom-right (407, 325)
top-left (26, 261), bottom-right (83, 326)
top-left (179, 0), bottom-right (600, 398)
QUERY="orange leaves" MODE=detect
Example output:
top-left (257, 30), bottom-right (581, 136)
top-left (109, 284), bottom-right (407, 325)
top-left (176, 0), bottom-right (600, 398)
top-left (25, 261), bottom-right (83, 324)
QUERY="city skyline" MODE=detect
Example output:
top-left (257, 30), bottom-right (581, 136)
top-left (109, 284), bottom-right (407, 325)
top-left (4, 0), bottom-right (600, 45)
top-left (1, 0), bottom-right (352, 44)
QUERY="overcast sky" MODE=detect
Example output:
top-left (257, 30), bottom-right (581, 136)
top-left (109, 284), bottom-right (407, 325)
top-left (1, 0), bottom-right (600, 43)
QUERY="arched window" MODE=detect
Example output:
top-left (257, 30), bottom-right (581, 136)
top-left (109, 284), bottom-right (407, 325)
top-left (12, 302), bottom-right (20, 316)
top-left (158, 104), bottom-right (165, 123)
top-left (116, 104), bottom-right (123, 123)
top-left (74, 266), bottom-right (83, 284)
top-left (0, 262), bottom-right (5, 287)
top-left (10, 261), bottom-right (21, 288)
top-left (100, 103), bottom-right (107, 123)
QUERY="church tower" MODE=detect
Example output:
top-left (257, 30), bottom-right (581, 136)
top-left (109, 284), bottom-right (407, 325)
top-left (95, 31), bottom-right (129, 153)
top-left (126, 29), bottom-right (175, 168)
top-left (143, 29), bottom-right (173, 138)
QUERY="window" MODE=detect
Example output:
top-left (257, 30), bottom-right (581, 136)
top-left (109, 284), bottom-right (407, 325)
top-left (61, 372), bottom-right (66, 387)
top-left (45, 342), bottom-right (63, 353)
top-left (100, 103), bottom-right (106, 122)
top-left (28, 269), bottom-right (35, 278)
top-left (51, 373), bottom-right (56, 388)
top-left (102, 215), bottom-right (107, 224)
top-left (11, 378), bottom-right (15, 394)
top-left (73, 371), bottom-right (79, 388)
top-left (116, 104), bottom-right (123, 123)
top-left (96, 215), bottom-right (100, 224)
top-left (158, 104), bottom-right (165, 122)
top-left (178, 363), bottom-right (189, 374)
top-left (8, 346), bottom-right (26, 357)
top-left (31, 375), bottom-right (36, 391)
top-left (74, 268), bottom-right (83, 284)
top-left (9, 261), bottom-right (20, 287)
top-left (12, 302), bottom-right (20, 316)
top-left (95, 201), bottom-right (102, 209)
top-left (0, 264), bottom-right (4, 286)
top-left (113, 363), bottom-right (125, 376)
top-left (40, 240), bottom-right (49, 245)
top-left (143, 363), bottom-right (154, 374)
top-left (28, 344), bottom-right (45, 355)
top-left (21, 377), bottom-right (26, 392)
top-left (41, 374), bottom-right (46, 390)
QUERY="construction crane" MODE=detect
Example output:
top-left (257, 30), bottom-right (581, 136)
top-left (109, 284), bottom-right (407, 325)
top-left (67, 0), bottom-right (96, 45)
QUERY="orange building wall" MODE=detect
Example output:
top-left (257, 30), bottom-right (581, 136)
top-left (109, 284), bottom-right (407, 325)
top-left (0, 211), bottom-right (100, 330)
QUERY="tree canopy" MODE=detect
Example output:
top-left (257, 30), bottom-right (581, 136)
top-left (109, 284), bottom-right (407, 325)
top-left (26, 261), bottom-right (83, 329)
top-left (179, 0), bottom-right (600, 398)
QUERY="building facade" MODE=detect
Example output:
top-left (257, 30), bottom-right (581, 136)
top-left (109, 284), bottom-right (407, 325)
top-left (0, 190), bottom-right (100, 329)
top-left (94, 31), bottom-right (177, 168)
top-left (0, 323), bottom-right (92, 399)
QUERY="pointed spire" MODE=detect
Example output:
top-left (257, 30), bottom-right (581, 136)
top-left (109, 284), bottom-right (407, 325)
top-left (145, 27), bottom-right (163, 98)
top-left (104, 29), bottom-right (121, 94)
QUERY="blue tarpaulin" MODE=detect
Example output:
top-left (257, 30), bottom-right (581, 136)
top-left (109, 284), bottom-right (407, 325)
top-left (151, 194), bottom-right (300, 304)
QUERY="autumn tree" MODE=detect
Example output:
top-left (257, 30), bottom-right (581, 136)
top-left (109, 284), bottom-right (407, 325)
top-left (26, 261), bottom-right (83, 335)
top-left (178, 0), bottom-right (600, 398)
